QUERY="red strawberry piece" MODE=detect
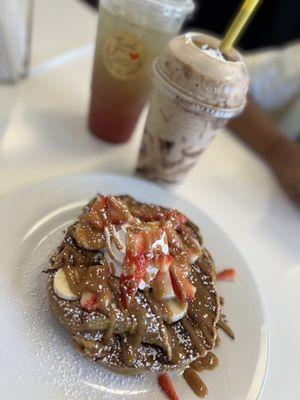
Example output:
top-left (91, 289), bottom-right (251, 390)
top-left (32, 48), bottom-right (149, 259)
top-left (122, 254), bottom-right (135, 276)
top-left (92, 195), bottom-right (107, 211)
top-left (170, 265), bottom-right (196, 303)
top-left (134, 254), bottom-right (147, 282)
top-left (88, 196), bottom-right (107, 229)
top-left (168, 210), bottom-right (187, 230)
top-left (147, 227), bottom-right (164, 244)
top-left (129, 51), bottom-right (139, 61)
top-left (158, 373), bottom-right (179, 400)
top-left (163, 222), bottom-right (183, 251)
top-left (106, 196), bottom-right (132, 225)
top-left (155, 254), bottom-right (173, 272)
top-left (120, 254), bottom-right (146, 308)
top-left (152, 269), bottom-right (175, 301)
top-left (216, 268), bottom-right (236, 281)
top-left (122, 254), bottom-right (137, 276)
top-left (80, 291), bottom-right (98, 312)
top-left (89, 208), bottom-right (105, 230)
top-left (126, 231), bottom-right (147, 257)
top-left (169, 267), bottom-right (184, 303)
top-left (122, 253), bottom-right (146, 282)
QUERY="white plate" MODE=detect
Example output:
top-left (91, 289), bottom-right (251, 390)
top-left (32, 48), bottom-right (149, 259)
top-left (0, 173), bottom-right (268, 400)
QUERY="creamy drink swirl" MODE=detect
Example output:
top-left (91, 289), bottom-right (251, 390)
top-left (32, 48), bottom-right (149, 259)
top-left (136, 32), bottom-right (249, 183)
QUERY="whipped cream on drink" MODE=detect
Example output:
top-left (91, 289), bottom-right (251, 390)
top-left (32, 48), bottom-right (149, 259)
top-left (200, 44), bottom-right (226, 61)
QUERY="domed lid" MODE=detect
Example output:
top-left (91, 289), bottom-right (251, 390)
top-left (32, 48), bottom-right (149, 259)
top-left (154, 32), bottom-right (249, 116)
top-left (101, 0), bottom-right (195, 33)
top-left (102, 0), bottom-right (195, 16)
top-left (131, 0), bottom-right (195, 15)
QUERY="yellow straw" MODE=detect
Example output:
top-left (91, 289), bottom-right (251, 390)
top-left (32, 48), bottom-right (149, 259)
top-left (220, 0), bottom-right (261, 54)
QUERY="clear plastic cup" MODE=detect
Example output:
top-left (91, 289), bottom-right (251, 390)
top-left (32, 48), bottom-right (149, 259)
top-left (88, 0), bottom-right (195, 143)
top-left (136, 32), bottom-right (249, 183)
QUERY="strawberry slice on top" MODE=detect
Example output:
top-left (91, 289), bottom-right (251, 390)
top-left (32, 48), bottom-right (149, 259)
top-left (170, 264), bottom-right (196, 304)
top-left (106, 196), bottom-right (133, 225)
top-left (120, 250), bottom-right (147, 308)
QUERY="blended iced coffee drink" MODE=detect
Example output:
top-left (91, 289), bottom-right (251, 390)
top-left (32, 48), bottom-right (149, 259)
top-left (136, 32), bottom-right (249, 183)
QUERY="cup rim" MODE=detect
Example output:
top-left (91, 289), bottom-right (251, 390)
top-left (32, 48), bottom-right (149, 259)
top-left (184, 32), bottom-right (244, 66)
top-left (131, 0), bottom-right (195, 15)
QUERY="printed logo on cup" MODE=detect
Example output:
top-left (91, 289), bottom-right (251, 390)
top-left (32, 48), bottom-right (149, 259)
top-left (103, 32), bottom-right (147, 81)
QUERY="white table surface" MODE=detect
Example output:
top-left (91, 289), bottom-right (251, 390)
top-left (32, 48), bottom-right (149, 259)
top-left (1, 1), bottom-right (299, 399)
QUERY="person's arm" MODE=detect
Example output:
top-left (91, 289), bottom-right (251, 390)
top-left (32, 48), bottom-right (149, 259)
top-left (228, 97), bottom-right (300, 206)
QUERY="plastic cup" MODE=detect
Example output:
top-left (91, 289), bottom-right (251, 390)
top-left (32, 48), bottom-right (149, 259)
top-left (136, 32), bottom-right (249, 183)
top-left (88, 0), bottom-right (195, 143)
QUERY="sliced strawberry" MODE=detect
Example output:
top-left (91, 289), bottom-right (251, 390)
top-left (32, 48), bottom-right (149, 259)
top-left (91, 196), bottom-right (107, 214)
top-left (80, 291), bottom-right (98, 312)
top-left (89, 208), bottom-right (105, 230)
top-left (168, 210), bottom-right (187, 230)
top-left (216, 268), bottom-right (236, 281)
top-left (94, 195), bottom-right (107, 209)
top-left (170, 265), bottom-right (196, 303)
top-left (120, 254), bottom-right (146, 308)
top-left (126, 231), bottom-right (147, 257)
top-left (147, 227), bottom-right (164, 245)
top-left (134, 254), bottom-right (147, 282)
top-left (154, 254), bottom-right (173, 272)
top-left (162, 222), bottom-right (183, 252)
top-left (107, 196), bottom-right (132, 225)
top-left (123, 253), bottom-right (147, 282)
top-left (89, 196), bottom-right (107, 229)
top-left (158, 373), bottom-right (179, 400)
top-left (152, 269), bottom-right (175, 300)
top-left (169, 268), bottom-right (184, 303)
top-left (122, 254), bottom-right (136, 276)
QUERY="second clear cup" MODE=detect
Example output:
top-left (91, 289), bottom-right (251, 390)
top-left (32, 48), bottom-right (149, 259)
top-left (88, 0), bottom-right (195, 143)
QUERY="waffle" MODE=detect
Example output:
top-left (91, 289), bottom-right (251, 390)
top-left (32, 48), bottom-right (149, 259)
top-left (47, 195), bottom-right (220, 375)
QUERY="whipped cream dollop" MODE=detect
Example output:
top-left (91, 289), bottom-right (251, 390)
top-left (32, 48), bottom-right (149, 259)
top-left (104, 224), bottom-right (169, 290)
top-left (200, 44), bottom-right (226, 61)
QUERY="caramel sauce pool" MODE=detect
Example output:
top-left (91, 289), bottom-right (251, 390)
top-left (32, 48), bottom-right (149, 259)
top-left (184, 352), bottom-right (219, 397)
top-left (183, 368), bottom-right (208, 398)
top-left (190, 351), bottom-right (219, 372)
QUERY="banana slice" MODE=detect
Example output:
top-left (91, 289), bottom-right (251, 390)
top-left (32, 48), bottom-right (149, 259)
top-left (54, 268), bottom-right (80, 301)
top-left (164, 299), bottom-right (188, 323)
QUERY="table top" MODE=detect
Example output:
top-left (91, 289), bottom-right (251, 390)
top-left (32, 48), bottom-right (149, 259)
top-left (1, 1), bottom-right (299, 398)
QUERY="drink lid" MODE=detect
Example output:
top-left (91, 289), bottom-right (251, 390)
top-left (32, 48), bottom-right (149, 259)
top-left (101, 0), bottom-right (195, 18)
top-left (153, 32), bottom-right (249, 118)
top-left (131, 0), bottom-right (195, 16)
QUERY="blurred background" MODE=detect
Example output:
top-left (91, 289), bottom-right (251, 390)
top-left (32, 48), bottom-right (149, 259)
top-left (83, 0), bottom-right (300, 50)
top-left (0, 4), bottom-right (299, 398)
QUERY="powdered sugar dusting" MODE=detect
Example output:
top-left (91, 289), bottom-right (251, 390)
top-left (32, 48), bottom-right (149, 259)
top-left (5, 222), bottom-right (154, 400)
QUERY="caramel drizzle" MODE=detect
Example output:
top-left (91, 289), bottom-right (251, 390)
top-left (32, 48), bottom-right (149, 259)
top-left (54, 196), bottom-right (231, 378)
top-left (183, 367), bottom-right (208, 398)
top-left (61, 255), bottom-right (220, 370)
top-left (184, 352), bottom-right (219, 398)
top-left (190, 351), bottom-right (219, 372)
